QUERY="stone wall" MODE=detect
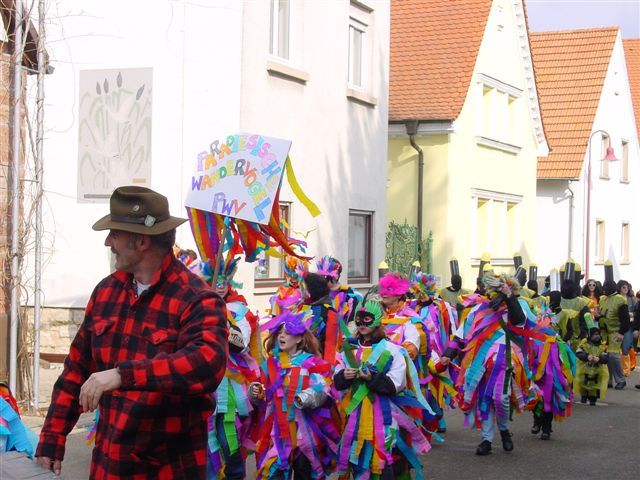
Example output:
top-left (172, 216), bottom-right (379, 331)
top-left (23, 307), bottom-right (85, 354)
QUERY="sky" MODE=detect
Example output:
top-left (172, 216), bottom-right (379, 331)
top-left (526, 0), bottom-right (640, 38)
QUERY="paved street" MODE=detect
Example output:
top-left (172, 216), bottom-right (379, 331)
top-left (21, 371), bottom-right (639, 479)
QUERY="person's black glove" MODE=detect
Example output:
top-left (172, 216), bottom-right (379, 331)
top-left (490, 293), bottom-right (505, 311)
top-left (368, 373), bottom-right (396, 395)
top-left (228, 323), bottom-right (245, 353)
top-left (333, 370), bottom-right (354, 390)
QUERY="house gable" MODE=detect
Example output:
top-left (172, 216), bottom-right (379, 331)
top-left (624, 39), bottom-right (640, 143)
top-left (530, 28), bottom-right (618, 179)
top-left (389, 0), bottom-right (491, 122)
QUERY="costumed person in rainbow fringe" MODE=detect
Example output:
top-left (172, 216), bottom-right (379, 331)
top-left (315, 255), bottom-right (363, 330)
top-left (441, 272), bottom-right (533, 456)
top-left (334, 300), bottom-right (433, 480)
top-left (378, 273), bottom-right (422, 361)
top-left (196, 254), bottom-right (261, 480)
top-left (526, 299), bottom-right (576, 441)
top-left (250, 311), bottom-right (340, 479)
top-left (574, 327), bottom-right (609, 405)
top-left (1, 382), bottom-right (38, 456)
top-left (268, 255), bottom-right (309, 316)
top-left (407, 271), bottom-right (459, 434)
top-left (302, 272), bottom-right (346, 366)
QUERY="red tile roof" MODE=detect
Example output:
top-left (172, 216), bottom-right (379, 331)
top-left (623, 39), bottom-right (640, 143)
top-left (530, 28), bottom-right (618, 179)
top-left (389, 0), bottom-right (492, 121)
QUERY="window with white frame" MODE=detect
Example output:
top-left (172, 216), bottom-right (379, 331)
top-left (269, 0), bottom-right (291, 61)
top-left (621, 222), bottom-right (630, 263)
top-left (348, 1), bottom-right (372, 91)
top-left (471, 189), bottom-right (522, 259)
top-left (476, 75), bottom-right (522, 152)
top-left (595, 219), bottom-right (605, 262)
top-left (254, 202), bottom-right (290, 286)
top-left (348, 20), bottom-right (365, 88)
top-left (621, 140), bottom-right (629, 182)
top-left (348, 210), bottom-right (372, 283)
top-left (599, 134), bottom-right (610, 179)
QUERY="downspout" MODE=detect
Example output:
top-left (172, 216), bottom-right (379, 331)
top-left (405, 120), bottom-right (423, 257)
top-left (566, 182), bottom-right (574, 261)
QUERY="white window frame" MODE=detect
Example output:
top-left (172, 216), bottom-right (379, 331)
top-left (620, 139), bottom-right (629, 183)
top-left (599, 134), bottom-right (610, 179)
top-left (348, 17), bottom-right (367, 90)
top-left (475, 74), bottom-right (523, 153)
top-left (595, 219), bottom-right (605, 263)
top-left (269, 0), bottom-right (293, 62)
top-left (621, 222), bottom-right (630, 264)
top-left (470, 189), bottom-right (522, 260)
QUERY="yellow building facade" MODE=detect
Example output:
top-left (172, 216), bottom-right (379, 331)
top-left (388, 0), bottom-right (548, 289)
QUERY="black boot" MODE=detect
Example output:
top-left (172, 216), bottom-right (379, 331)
top-left (500, 429), bottom-right (514, 452)
top-left (531, 412), bottom-right (541, 434)
top-left (476, 440), bottom-right (492, 456)
top-left (588, 396), bottom-right (597, 406)
top-left (540, 412), bottom-right (552, 440)
top-left (580, 395), bottom-right (587, 404)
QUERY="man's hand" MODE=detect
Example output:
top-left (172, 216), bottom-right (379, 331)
top-left (614, 333), bottom-right (624, 343)
top-left (79, 368), bottom-right (121, 412)
top-left (35, 457), bottom-right (62, 476)
top-left (440, 356), bottom-right (451, 367)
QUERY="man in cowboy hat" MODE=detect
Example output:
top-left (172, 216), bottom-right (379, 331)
top-left (35, 186), bottom-right (229, 479)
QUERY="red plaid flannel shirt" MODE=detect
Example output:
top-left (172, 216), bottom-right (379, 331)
top-left (36, 254), bottom-right (228, 479)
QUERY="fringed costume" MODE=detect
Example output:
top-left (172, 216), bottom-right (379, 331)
top-left (0, 383), bottom-right (37, 456)
top-left (253, 313), bottom-right (340, 480)
top-left (408, 272), bottom-right (459, 433)
top-left (334, 301), bottom-right (434, 480)
top-left (527, 302), bottom-right (576, 439)
top-left (447, 273), bottom-right (535, 455)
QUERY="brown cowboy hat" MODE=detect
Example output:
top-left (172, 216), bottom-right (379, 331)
top-left (92, 186), bottom-right (187, 235)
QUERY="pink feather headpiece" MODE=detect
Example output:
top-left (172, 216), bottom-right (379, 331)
top-left (315, 255), bottom-right (341, 279)
top-left (379, 273), bottom-right (410, 296)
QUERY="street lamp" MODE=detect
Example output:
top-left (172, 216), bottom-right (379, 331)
top-left (584, 129), bottom-right (618, 280)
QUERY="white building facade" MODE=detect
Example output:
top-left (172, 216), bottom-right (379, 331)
top-left (536, 31), bottom-right (639, 284)
top-left (25, 0), bottom-right (389, 341)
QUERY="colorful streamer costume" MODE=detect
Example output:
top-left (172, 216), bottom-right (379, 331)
top-left (379, 274), bottom-right (422, 360)
top-left (0, 383), bottom-right (37, 456)
top-left (527, 302), bottom-right (576, 439)
top-left (315, 255), bottom-right (363, 327)
top-left (268, 256), bottom-right (308, 316)
top-left (334, 338), bottom-right (433, 480)
top-left (446, 274), bottom-right (535, 454)
top-left (408, 273), bottom-right (459, 432)
top-left (334, 300), bottom-right (433, 480)
top-left (193, 257), bottom-right (262, 480)
top-left (252, 313), bottom-right (340, 479)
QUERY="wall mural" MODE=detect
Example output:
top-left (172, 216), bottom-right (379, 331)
top-left (77, 67), bottom-right (152, 202)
